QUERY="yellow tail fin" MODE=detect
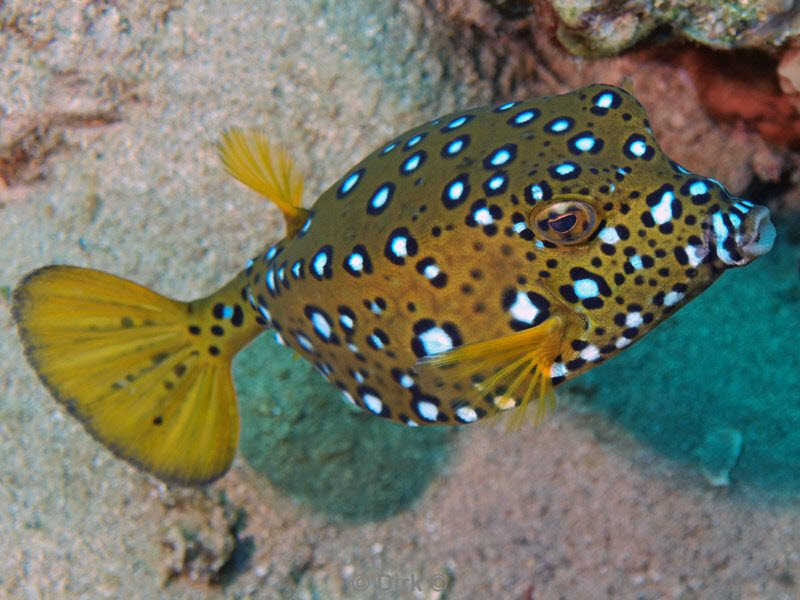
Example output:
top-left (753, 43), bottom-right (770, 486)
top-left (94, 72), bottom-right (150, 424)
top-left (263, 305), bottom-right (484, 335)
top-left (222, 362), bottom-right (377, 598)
top-left (12, 266), bottom-right (260, 485)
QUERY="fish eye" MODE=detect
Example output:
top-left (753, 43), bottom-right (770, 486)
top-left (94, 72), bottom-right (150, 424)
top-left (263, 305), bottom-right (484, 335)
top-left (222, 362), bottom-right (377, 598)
top-left (529, 199), bottom-right (598, 245)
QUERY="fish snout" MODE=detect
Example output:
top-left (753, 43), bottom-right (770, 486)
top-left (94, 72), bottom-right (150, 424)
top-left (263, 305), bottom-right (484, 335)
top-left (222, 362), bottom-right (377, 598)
top-left (738, 204), bottom-right (776, 261)
top-left (709, 202), bottom-right (776, 266)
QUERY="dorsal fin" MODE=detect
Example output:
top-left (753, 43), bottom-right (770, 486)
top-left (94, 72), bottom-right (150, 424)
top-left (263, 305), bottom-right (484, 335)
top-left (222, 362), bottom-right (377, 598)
top-left (217, 128), bottom-right (309, 237)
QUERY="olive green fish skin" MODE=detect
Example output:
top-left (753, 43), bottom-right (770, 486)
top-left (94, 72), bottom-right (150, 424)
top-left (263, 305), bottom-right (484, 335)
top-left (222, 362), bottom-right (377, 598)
top-left (235, 84), bottom-right (775, 427)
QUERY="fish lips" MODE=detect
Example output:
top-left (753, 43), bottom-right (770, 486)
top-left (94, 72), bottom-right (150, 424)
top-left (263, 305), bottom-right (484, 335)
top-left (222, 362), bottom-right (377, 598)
top-left (704, 204), bottom-right (776, 267)
top-left (738, 204), bottom-right (776, 261)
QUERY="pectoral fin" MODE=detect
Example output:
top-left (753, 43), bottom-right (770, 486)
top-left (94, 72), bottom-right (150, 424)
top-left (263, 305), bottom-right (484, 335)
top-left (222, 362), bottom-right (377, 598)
top-left (414, 316), bottom-right (565, 429)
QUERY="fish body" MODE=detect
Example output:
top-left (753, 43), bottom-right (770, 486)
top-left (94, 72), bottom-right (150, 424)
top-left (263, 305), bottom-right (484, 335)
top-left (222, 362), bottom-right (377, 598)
top-left (238, 84), bottom-right (774, 425)
top-left (12, 84), bottom-right (776, 484)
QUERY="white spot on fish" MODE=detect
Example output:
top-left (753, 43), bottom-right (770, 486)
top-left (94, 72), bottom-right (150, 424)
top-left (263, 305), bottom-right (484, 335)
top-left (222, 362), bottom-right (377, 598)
top-left (446, 139), bottom-right (465, 155)
top-left (423, 264), bottom-right (441, 280)
top-left (266, 269), bottom-right (277, 293)
top-left (509, 291), bottom-right (540, 325)
top-left (651, 189), bottom-right (674, 225)
top-left (295, 332), bottom-right (314, 352)
top-left (340, 171), bottom-right (361, 195)
top-left (686, 244), bottom-right (705, 267)
top-left (312, 251), bottom-right (328, 277)
top-left (456, 405), bottom-right (478, 423)
top-left (363, 393), bottom-right (384, 415)
top-left (489, 149), bottom-right (512, 166)
top-left (417, 401), bottom-right (439, 421)
top-left (574, 136), bottom-right (595, 152)
top-left (446, 115), bottom-right (469, 130)
top-left (598, 227), bottom-right (620, 244)
top-left (663, 290), bottom-right (684, 307)
top-left (629, 140), bottom-right (647, 157)
top-left (555, 162), bottom-right (575, 176)
top-left (574, 279), bottom-right (599, 299)
top-left (391, 236), bottom-right (408, 258)
top-left (595, 93), bottom-right (614, 108)
top-left (528, 184), bottom-right (544, 202)
top-left (689, 181), bottom-right (708, 196)
top-left (311, 312), bottom-right (332, 339)
top-left (548, 118), bottom-right (571, 132)
top-left (347, 253), bottom-right (364, 272)
top-left (513, 110), bottom-right (536, 125)
top-left (419, 327), bottom-right (454, 355)
top-left (493, 396), bottom-right (516, 410)
top-left (370, 185), bottom-right (392, 211)
top-left (474, 207), bottom-right (493, 225)
top-left (625, 312), bottom-right (643, 327)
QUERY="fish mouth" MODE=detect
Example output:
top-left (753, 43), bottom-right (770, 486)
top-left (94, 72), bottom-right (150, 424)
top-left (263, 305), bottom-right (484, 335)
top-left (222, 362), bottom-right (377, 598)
top-left (738, 204), bottom-right (776, 261)
top-left (708, 203), bottom-right (776, 267)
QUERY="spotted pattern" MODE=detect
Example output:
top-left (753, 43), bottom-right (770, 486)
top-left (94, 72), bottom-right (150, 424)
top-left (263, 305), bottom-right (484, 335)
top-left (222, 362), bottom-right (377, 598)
top-left (483, 144), bottom-right (517, 169)
top-left (304, 305), bottom-right (340, 345)
top-left (544, 117), bottom-right (574, 134)
top-left (400, 151), bottom-right (426, 175)
top-left (442, 135), bottom-right (470, 158)
top-left (567, 131), bottom-right (604, 155)
top-left (466, 199), bottom-right (502, 235)
top-left (239, 84), bottom-right (772, 429)
top-left (384, 227), bottom-right (418, 265)
top-left (310, 245), bottom-right (333, 280)
top-left (367, 183), bottom-right (395, 215)
top-left (298, 213), bottom-right (313, 237)
top-left (415, 257), bottom-right (448, 288)
top-left (508, 109), bottom-right (539, 127)
top-left (442, 174), bottom-right (470, 208)
top-left (411, 320), bottom-right (463, 358)
top-left (525, 181), bottom-right (552, 204)
top-left (499, 287), bottom-right (551, 331)
top-left (442, 114), bottom-right (474, 131)
top-left (343, 244), bottom-right (373, 277)
top-left (337, 169), bottom-right (364, 199)
top-left (623, 134), bottom-right (655, 161)
top-left (483, 171), bottom-right (509, 196)
top-left (547, 161), bottom-right (581, 180)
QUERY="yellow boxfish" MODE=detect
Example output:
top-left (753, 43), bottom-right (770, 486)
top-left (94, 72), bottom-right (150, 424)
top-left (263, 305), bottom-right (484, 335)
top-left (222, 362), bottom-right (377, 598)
top-left (12, 85), bottom-right (776, 486)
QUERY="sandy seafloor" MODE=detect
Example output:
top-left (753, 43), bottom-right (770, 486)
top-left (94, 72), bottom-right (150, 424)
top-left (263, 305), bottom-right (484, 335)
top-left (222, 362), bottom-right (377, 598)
top-left (2, 1), bottom-right (800, 598)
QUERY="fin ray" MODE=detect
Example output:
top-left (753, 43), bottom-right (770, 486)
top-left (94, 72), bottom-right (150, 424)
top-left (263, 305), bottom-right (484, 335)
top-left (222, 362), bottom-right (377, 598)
top-left (217, 128), bottom-right (309, 236)
top-left (415, 317), bottom-right (564, 428)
